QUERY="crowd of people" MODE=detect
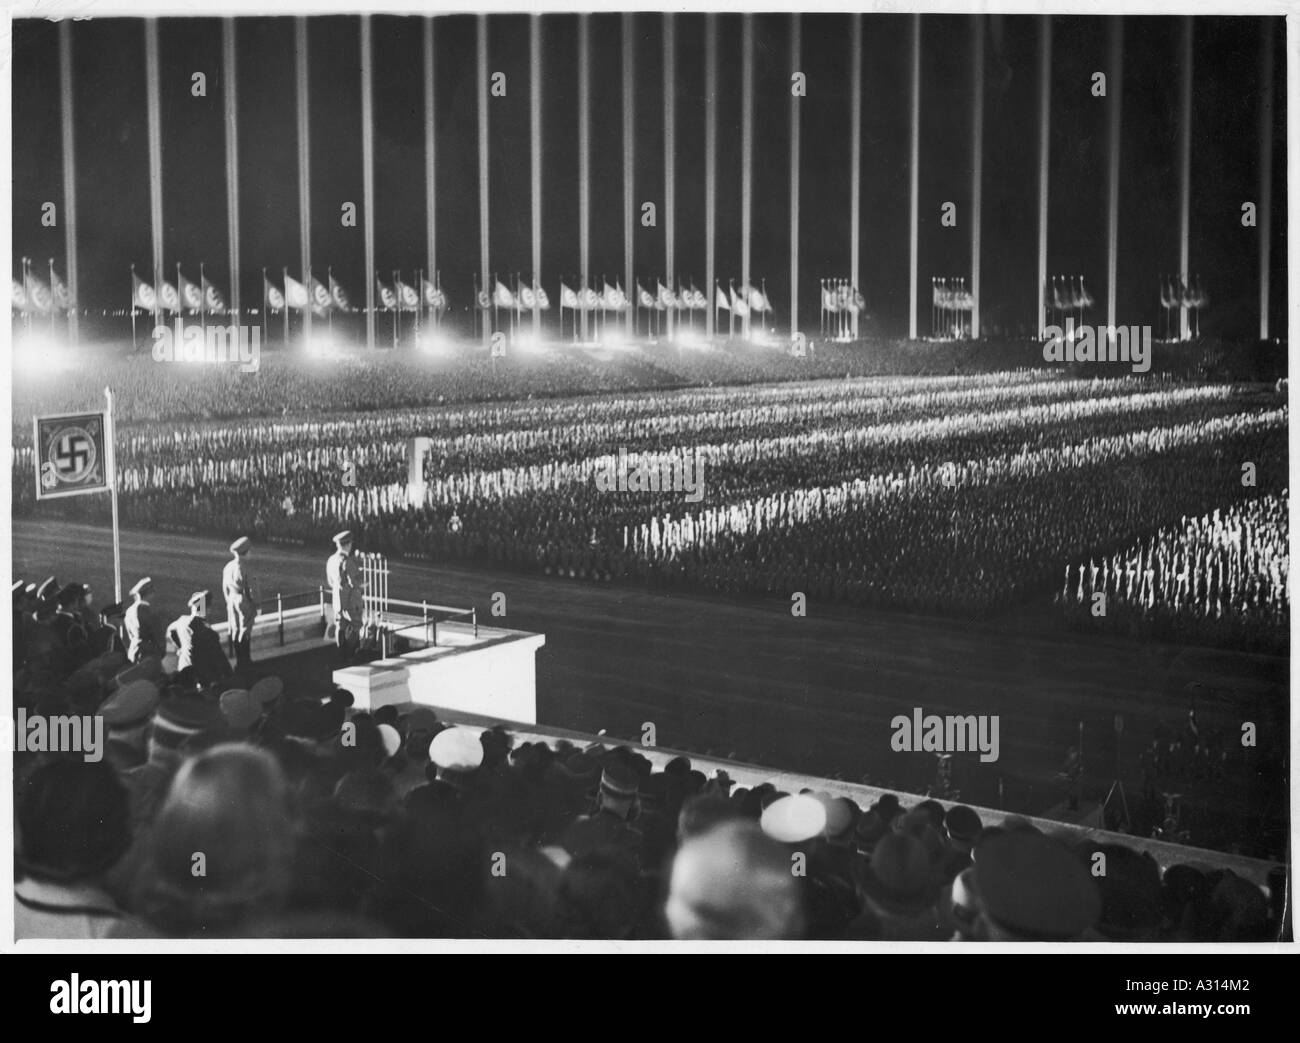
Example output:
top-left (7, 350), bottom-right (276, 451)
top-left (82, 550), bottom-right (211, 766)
top-left (1060, 494), bottom-right (1290, 651)
top-left (13, 606), bottom-right (1285, 941)
top-left (14, 367), bottom-right (1286, 642)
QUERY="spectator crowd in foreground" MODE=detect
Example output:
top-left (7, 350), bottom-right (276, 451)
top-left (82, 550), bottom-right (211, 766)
top-left (13, 573), bottom-right (1286, 942)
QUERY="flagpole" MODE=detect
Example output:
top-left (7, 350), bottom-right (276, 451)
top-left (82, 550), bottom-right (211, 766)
top-left (200, 261), bottom-right (207, 333)
top-left (282, 267), bottom-right (289, 344)
top-left (130, 264), bottom-right (138, 350)
top-left (262, 267), bottom-right (268, 347)
top-left (105, 386), bottom-right (122, 603)
top-left (49, 258), bottom-right (57, 338)
top-left (328, 266), bottom-right (334, 334)
top-left (392, 270), bottom-right (399, 350)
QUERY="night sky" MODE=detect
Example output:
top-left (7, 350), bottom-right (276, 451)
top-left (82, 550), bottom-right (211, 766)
top-left (11, 14), bottom-right (1288, 340)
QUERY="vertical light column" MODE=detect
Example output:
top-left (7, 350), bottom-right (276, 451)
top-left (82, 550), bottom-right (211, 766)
top-left (970, 17), bottom-right (984, 339)
top-left (623, 14), bottom-right (635, 336)
top-left (1106, 18), bottom-right (1123, 336)
top-left (530, 15), bottom-right (542, 335)
top-left (478, 14), bottom-right (490, 344)
top-left (295, 17), bottom-right (311, 341)
top-left (740, 15), bottom-right (753, 339)
top-left (223, 18), bottom-right (241, 322)
top-left (790, 14), bottom-right (801, 339)
top-left (145, 19), bottom-right (163, 326)
top-left (424, 18), bottom-right (437, 320)
top-left (907, 15), bottom-right (920, 340)
top-left (705, 15), bottom-right (717, 340)
top-left (58, 20), bottom-right (79, 343)
top-left (1037, 16), bottom-right (1051, 337)
top-left (578, 14), bottom-right (590, 342)
top-left (848, 15), bottom-right (860, 339)
top-left (1258, 20), bottom-right (1274, 341)
top-left (664, 13), bottom-right (676, 341)
top-left (361, 16), bottom-right (375, 348)
top-left (1177, 17), bottom-right (1192, 340)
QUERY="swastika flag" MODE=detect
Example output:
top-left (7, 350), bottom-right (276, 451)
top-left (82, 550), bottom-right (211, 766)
top-left (34, 412), bottom-right (111, 501)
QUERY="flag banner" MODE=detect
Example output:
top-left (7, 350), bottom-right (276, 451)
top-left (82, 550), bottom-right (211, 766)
top-left (432, 288), bottom-right (449, 311)
top-left (178, 271), bottom-right (203, 310)
top-left (12, 279), bottom-right (30, 312)
top-left (601, 284), bottom-right (622, 311)
top-left (202, 277), bottom-right (226, 313)
top-left (716, 287), bottom-right (731, 311)
top-left (675, 288), bottom-right (690, 311)
top-left (534, 284), bottom-right (550, 310)
top-left (657, 282), bottom-right (674, 308)
top-left (492, 280), bottom-right (516, 309)
top-left (689, 286), bottom-right (707, 310)
top-left (422, 279), bottom-right (439, 307)
top-left (311, 277), bottom-right (334, 312)
top-left (730, 288), bottom-right (749, 317)
top-left (561, 283), bottom-right (579, 309)
top-left (158, 280), bottom-right (181, 313)
top-left (745, 285), bottom-right (770, 313)
top-left (51, 269), bottom-right (73, 310)
top-left (329, 276), bottom-right (351, 312)
top-left (265, 277), bottom-right (286, 311)
top-left (822, 286), bottom-right (839, 313)
top-left (520, 285), bottom-right (537, 310)
top-left (34, 411), bottom-right (110, 501)
top-left (853, 288), bottom-right (866, 313)
top-left (477, 289), bottom-right (491, 309)
top-left (396, 280), bottom-right (420, 311)
top-left (377, 279), bottom-right (398, 310)
top-left (25, 272), bottom-right (54, 314)
top-left (639, 284), bottom-right (657, 309)
top-left (581, 286), bottom-right (601, 311)
top-left (283, 274), bottom-right (310, 310)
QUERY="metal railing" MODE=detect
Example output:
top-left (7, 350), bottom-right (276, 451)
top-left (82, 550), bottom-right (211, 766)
top-left (375, 598), bottom-right (478, 659)
top-left (224, 587), bottom-right (327, 654)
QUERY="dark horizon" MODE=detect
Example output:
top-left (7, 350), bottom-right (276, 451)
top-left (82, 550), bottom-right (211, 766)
top-left (10, 13), bottom-right (1288, 340)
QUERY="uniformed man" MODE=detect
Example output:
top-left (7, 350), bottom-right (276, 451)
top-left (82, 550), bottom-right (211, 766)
top-left (51, 583), bottom-right (93, 668)
top-left (326, 530), bottom-right (366, 663)
top-left (123, 577), bottom-right (166, 664)
top-left (90, 602), bottom-right (128, 657)
top-left (167, 590), bottom-right (234, 689)
top-left (222, 536), bottom-right (257, 670)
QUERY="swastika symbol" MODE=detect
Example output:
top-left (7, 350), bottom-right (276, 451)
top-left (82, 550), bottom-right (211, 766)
top-left (50, 428), bottom-right (96, 482)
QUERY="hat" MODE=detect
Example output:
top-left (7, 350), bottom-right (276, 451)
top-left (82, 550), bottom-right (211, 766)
top-left (219, 688), bottom-right (262, 731)
top-left (428, 727), bottom-right (484, 772)
top-left (859, 832), bottom-right (937, 915)
top-left (129, 577), bottom-right (153, 598)
top-left (973, 831), bottom-right (1101, 940)
top-left (151, 696), bottom-right (223, 750)
top-left (229, 536), bottom-right (251, 554)
top-left (819, 797), bottom-right (858, 840)
top-left (761, 794), bottom-right (828, 844)
top-left (249, 675), bottom-right (284, 708)
top-left (56, 583), bottom-right (86, 608)
top-left (12, 580), bottom-right (25, 596)
top-left (186, 590), bottom-right (209, 611)
top-left (97, 679), bottom-right (160, 729)
top-left (944, 805), bottom-right (983, 846)
top-left (377, 723), bottom-right (402, 759)
top-left (854, 810), bottom-right (889, 854)
top-left (37, 576), bottom-right (59, 601)
top-left (101, 601), bottom-right (126, 619)
top-left (333, 530), bottom-right (354, 546)
top-left (599, 761), bottom-right (640, 801)
top-left (1090, 844), bottom-right (1164, 939)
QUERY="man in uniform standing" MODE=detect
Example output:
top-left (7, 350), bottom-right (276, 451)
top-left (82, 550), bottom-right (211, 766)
top-left (326, 530), bottom-right (366, 664)
top-left (124, 577), bottom-right (166, 664)
top-left (167, 590), bottom-right (235, 689)
top-left (222, 536), bottom-right (257, 671)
